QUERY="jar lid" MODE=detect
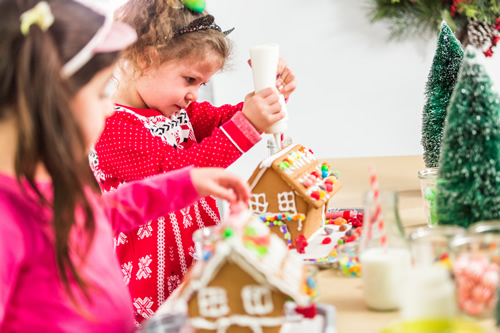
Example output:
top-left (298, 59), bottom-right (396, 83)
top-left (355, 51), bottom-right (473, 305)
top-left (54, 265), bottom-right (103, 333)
top-left (417, 167), bottom-right (439, 179)
top-left (468, 220), bottom-right (500, 234)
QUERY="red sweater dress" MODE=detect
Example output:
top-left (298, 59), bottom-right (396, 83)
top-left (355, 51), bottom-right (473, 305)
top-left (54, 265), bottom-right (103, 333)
top-left (90, 101), bottom-right (261, 326)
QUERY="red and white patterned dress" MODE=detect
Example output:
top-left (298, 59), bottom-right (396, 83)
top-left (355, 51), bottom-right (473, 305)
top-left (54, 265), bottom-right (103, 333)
top-left (90, 101), bottom-right (261, 326)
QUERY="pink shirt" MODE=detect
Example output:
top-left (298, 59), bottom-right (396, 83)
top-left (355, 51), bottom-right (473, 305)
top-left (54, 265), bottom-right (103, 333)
top-left (0, 167), bottom-right (199, 333)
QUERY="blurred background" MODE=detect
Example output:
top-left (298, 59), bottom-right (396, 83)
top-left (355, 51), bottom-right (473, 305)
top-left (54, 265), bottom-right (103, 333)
top-left (109, 0), bottom-right (500, 179)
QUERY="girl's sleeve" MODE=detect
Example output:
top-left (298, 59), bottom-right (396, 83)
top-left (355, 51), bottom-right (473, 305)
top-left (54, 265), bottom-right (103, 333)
top-left (187, 101), bottom-right (244, 141)
top-left (95, 104), bottom-right (261, 182)
top-left (102, 166), bottom-right (201, 233)
top-left (0, 214), bottom-right (26, 325)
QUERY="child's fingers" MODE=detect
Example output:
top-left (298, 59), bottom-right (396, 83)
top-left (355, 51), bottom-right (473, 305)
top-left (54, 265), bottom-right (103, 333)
top-left (211, 186), bottom-right (237, 203)
top-left (269, 110), bottom-right (286, 123)
top-left (219, 175), bottom-right (251, 202)
top-left (277, 58), bottom-right (287, 75)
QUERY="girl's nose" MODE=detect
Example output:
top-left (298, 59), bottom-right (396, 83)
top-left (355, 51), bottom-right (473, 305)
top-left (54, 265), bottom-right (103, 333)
top-left (185, 87), bottom-right (199, 103)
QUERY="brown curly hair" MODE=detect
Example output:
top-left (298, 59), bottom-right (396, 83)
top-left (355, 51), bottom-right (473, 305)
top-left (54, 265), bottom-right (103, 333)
top-left (115, 0), bottom-right (232, 75)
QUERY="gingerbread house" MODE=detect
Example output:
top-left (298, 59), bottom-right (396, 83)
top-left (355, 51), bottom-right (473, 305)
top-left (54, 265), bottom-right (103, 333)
top-left (158, 213), bottom-right (315, 333)
top-left (247, 144), bottom-right (342, 248)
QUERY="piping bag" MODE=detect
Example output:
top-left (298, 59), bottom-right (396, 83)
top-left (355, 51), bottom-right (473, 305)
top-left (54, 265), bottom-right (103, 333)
top-left (250, 43), bottom-right (288, 150)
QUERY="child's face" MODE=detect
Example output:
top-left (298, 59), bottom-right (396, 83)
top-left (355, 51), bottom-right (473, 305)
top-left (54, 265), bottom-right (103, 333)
top-left (71, 65), bottom-right (116, 150)
top-left (136, 52), bottom-right (222, 117)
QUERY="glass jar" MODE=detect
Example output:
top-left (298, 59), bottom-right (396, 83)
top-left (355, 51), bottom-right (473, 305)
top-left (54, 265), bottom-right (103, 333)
top-left (468, 220), bottom-right (500, 234)
top-left (450, 233), bottom-right (500, 318)
top-left (418, 168), bottom-right (439, 227)
top-left (359, 191), bottom-right (412, 311)
top-left (408, 225), bottom-right (466, 269)
top-left (266, 136), bottom-right (292, 156)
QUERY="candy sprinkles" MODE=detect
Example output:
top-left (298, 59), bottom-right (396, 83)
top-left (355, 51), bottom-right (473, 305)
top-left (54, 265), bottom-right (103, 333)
top-left (259, 213), bottom-right (306, 249)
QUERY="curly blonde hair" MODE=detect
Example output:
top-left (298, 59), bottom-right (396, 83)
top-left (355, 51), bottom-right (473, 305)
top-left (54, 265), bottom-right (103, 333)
top-left (115, 0), bottom-right (232, 75)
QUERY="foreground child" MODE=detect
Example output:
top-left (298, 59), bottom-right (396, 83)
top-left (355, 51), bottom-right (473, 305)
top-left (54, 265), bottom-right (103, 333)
top-left (0, 1), bottom-right (249, 331)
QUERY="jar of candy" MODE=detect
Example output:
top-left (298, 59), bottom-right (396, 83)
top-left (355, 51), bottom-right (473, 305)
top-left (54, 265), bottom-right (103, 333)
top-left (336, 241), bottom-right (361, 277)
top-left (266, 136), bottom-right (292, 156)
top-left (408, 225), bottom-right (466, 269)
top-left (468, 220), bottom-right (500, 234)
top-left (450, 233), bottom-right (500, 318)
top-left (417, 167), bottom-right (439, 227)
top-left (359, 191), bottom-right (412, 311)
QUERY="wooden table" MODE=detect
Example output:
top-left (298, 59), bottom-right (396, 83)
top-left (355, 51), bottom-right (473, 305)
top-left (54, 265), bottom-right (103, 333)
top-left (316, 155), bottom-right (495, 332)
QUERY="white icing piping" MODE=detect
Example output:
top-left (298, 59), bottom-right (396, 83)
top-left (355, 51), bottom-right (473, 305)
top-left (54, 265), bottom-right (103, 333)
top-left (190, 315), bottom-right (285, 332)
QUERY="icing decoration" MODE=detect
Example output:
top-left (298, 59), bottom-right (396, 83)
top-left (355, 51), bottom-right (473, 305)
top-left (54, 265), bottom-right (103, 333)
top-left (241, 285), bottom-right (274, 315)
top-left (181, 0), bottom-right (206, 13)
top-left (198, 287), bottom-right (230, 317)
top-left (277, 191), bottom-right (297, 214)
top-left (249, 193), bottom-right (268, 214)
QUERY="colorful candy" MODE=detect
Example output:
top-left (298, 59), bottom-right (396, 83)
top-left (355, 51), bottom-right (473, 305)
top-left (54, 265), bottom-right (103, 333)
top-left (453, 253), bottom-right (499, 317)
top-left (339, 256), bottom-right (361, 277)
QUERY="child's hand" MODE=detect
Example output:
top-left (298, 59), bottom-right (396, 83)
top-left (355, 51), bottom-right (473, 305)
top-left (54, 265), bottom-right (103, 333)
top-left (276, 58), bottom-right (297, 100)
top-left (190, 168), bottom-right (250, 204)
top-left (242, 88), bottom-right (285, 133)
top-left (247, 58), bottom-right (297, 100)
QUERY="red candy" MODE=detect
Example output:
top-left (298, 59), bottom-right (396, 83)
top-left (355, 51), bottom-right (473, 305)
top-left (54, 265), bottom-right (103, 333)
top-left (322, 237), bottom-right (332, 244)
top-left (295, 235), bottom-right (308, 254)
top-left (310, 191), bottom-right (320, 200)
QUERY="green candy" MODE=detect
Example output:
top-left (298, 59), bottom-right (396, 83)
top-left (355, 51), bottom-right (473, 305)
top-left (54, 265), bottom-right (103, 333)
top-left (424, 187), bottom-right (436, 201)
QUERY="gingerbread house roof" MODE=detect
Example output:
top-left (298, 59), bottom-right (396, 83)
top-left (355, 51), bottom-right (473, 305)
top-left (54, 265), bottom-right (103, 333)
top-left (161, 213), bottom-right (311, 313)
top-left (248, 144), bottom-right (342, 209)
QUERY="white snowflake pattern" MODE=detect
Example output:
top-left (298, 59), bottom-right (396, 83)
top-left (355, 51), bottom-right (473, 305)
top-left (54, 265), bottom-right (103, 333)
top-left (137, 221), bottom-right (153, 240)
top-left (188, 246), bottom-right (196, 259)
top-left (133, 297), bottom-right (155, 319)
top-left (121, 261), bottom-right (133, 285)
top-left (114, 233), bottom-right (128, 247)
top-left (169, 246), bottom-right (175, 262)
top-left (136, 255), bottom-right (153, 280)
top-left (167, 275), bottom-right (181, 294)
top-left (180, 207), bottom-right (193, 229)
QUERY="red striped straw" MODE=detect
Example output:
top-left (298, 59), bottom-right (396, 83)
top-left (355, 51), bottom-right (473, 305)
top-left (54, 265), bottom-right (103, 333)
top-left (367, 165), bottom-right (388, 251)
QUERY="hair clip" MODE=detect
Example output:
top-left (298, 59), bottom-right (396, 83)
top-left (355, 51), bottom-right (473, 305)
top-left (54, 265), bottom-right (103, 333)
top-left (181, 0), bottom-right (206, 13)
top-left (20, 1), bottom-right (55, 36)
top-left (172, 14), bottom-right (234, 38)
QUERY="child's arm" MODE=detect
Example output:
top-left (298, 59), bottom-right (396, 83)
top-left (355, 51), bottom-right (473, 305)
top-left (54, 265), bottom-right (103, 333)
top-left (0, 214), bottom-right (25, 325)
top-left (186, 101), bottom-right (245, 141)
top-left (95, 108), bottom-right (261, 182)
top-left (103, 166), bottom-right (250, 233)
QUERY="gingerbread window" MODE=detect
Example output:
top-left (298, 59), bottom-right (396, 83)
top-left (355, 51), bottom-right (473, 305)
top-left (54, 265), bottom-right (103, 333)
top-left (249, 193), bottom-right (268, 214)
top-left (198, 287), bottom-right (230, 317)
top-left (277, 191), bottom-right (297, 214)
top-left (241, 285), bottom-right (273, 315)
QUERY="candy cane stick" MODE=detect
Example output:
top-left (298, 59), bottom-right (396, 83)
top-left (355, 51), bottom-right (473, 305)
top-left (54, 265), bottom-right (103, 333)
top-left (366, 165), bottom-right (387, 251)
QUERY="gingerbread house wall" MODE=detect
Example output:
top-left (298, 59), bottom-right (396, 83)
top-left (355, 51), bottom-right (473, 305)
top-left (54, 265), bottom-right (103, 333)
top-left (187, 262), bottom-right (288, 333)
top-left (249, 168), bottom-right (324, 247)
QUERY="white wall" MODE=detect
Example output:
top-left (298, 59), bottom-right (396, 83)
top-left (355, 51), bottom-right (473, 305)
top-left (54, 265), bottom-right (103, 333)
top-left (203, 0), bottom-right (439, 179)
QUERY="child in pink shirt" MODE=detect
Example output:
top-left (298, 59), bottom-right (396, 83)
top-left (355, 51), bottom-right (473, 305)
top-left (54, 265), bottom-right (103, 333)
top-left (91, 0), bottom-right (297, 324)
top-left (0, 1), bottom-right (249, 332)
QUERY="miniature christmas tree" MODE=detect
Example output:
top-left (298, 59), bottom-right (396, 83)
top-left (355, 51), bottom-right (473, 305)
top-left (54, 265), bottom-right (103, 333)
top-left (421, 21), bottom-right (464, 168)
top-left (436, 46), bottom-right (500, 228)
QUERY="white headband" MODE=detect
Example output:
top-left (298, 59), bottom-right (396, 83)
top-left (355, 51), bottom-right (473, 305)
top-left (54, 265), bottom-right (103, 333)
top-left (61, 12), bottom-right (113, 77)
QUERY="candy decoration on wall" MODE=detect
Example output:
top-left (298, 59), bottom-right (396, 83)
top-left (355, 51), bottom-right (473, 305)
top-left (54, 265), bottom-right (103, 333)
top-left (181, 0), bottom-right (205, 13)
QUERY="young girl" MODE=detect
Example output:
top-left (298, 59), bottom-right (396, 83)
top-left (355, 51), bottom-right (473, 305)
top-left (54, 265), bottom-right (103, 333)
top-left (0, 1), bottom-right (250, 331)
top-left (90, 0), bottom-right (296, 325)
